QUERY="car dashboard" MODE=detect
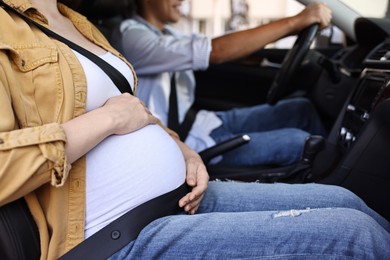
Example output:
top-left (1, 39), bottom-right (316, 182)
top-left (317, 17), bottom-right (390, 221)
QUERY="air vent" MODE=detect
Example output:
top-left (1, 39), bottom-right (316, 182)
top-left (364, 40), bottom-right (390, 69)
top-left (368, 42), bottom-right (390, 61)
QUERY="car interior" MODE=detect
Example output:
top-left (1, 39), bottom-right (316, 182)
top-left (1, 0), bottom-right (390, 259)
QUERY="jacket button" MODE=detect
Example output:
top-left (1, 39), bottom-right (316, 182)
top-left (0, 139), bottom-right (3, 144)
top-left (21, 60), bottom-right (25, 67)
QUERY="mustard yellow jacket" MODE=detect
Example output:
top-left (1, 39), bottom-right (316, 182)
top-left (0, 0), bottom-right (176, 258)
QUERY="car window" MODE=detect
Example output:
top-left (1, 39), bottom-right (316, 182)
top-left (340, 0), bottom-right (389, 18)
top-left (176, 0), bottom-right (305, 48)
top-left (176, 0), bottom-right (390, 49)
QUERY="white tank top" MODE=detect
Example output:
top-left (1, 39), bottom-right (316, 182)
top-left (72, 51), bottom-right (186, 238)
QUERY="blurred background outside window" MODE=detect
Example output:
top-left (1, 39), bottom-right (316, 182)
top-left (173, 0), bottom-right (389, 49)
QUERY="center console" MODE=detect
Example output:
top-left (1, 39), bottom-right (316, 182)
top-left (320, 40), bottom-right (390, 221)
top-left (339, 69), bottom-right (390, 148)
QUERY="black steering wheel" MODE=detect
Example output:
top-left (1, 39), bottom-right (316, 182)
top-left (267, 23), bottom-right (320, 105)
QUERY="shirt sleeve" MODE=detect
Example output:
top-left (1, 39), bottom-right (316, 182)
top-left (118, 20), bottom-right (212, 75)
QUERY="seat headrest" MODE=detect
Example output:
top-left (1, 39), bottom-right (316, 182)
top-left (77, 0), bottom-right (134, 19)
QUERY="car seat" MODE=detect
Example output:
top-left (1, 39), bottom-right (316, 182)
top-left (0, 198), bottom-right (40, 260)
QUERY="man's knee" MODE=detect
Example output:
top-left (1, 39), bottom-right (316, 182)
top-left (289, 98), bottom-right (314, 113)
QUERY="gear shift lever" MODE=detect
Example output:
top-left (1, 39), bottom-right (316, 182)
top-left (283, 135), bottom-right (325, 183)
top-left (301, 135), bottom-right (325, 164)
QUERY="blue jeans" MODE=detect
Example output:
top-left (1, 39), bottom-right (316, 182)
top-left (210, 97), bottom-right (327, 166)
top-left (109, 182), bottom-right (390, 259)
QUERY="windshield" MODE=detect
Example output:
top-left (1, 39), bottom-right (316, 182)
top-left (340, 0), bottom-right (389, 18)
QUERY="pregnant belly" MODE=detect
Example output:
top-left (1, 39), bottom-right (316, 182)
top-left (84, 124), bottom-right (186, 237)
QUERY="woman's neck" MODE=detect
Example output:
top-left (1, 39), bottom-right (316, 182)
top-left (30, 0), bottom-right (61, 21)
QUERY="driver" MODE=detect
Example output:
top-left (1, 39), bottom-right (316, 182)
top-left (110, 0), bottom-right (332, 167)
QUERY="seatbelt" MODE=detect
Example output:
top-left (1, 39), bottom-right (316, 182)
top-left (177, 106), bottom-right (198, 141)
top-left (0, 0), bottom-right (133, 95)
top-left (168, 73), bottom-right (198, 141)
top-left (168, 73), bottom-right (180, 131)
top-left (60, 183), bottom-right (189, 260)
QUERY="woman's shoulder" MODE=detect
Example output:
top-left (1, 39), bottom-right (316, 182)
top-left (0, 7), bottom-right (27, 46)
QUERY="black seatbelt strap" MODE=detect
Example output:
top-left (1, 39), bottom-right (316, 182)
top-left (168, 73), bottom-right (180, 131)
top-left (0, 0), bottom-right (133, 95)
top-left (168, 73), bottom-right (198, 141)
top-left (177, 106), bottom-right (198, 141)
top-left (60, 183), bottom-right (189, 260)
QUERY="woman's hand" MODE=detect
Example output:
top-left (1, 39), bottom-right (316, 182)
top-left (102, 93), bottom-right (159, 135)
top-left (175, 140), bottom-right (209, 215)
top-left (62, 93), bottom-right (158, 163)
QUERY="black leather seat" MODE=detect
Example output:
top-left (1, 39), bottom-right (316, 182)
top-left (0, 199), bottom-right (40, 260)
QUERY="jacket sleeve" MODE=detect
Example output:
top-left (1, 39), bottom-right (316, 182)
top-left (0, 67), bottom-right (71, 207)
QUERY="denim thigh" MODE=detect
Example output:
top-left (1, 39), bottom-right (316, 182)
top-left (109, 182), bottom-right (390, 259)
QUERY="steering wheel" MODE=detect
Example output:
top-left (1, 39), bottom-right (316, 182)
top-left (267, 23), bottom-right (320, 105)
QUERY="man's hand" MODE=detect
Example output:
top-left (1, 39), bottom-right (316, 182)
top-left (296, 2), bottom-right (333, 31)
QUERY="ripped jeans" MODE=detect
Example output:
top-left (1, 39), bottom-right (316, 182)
top-left (109, 182), bottom-right (390, 259)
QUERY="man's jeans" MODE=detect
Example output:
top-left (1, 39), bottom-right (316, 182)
top-left (109, 182), bottom-right (390, 259)
top-left (210, 97), bottom-right (327, 166)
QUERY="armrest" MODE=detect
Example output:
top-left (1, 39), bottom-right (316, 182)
top-left (199, 135), bottom-right (251, 164)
